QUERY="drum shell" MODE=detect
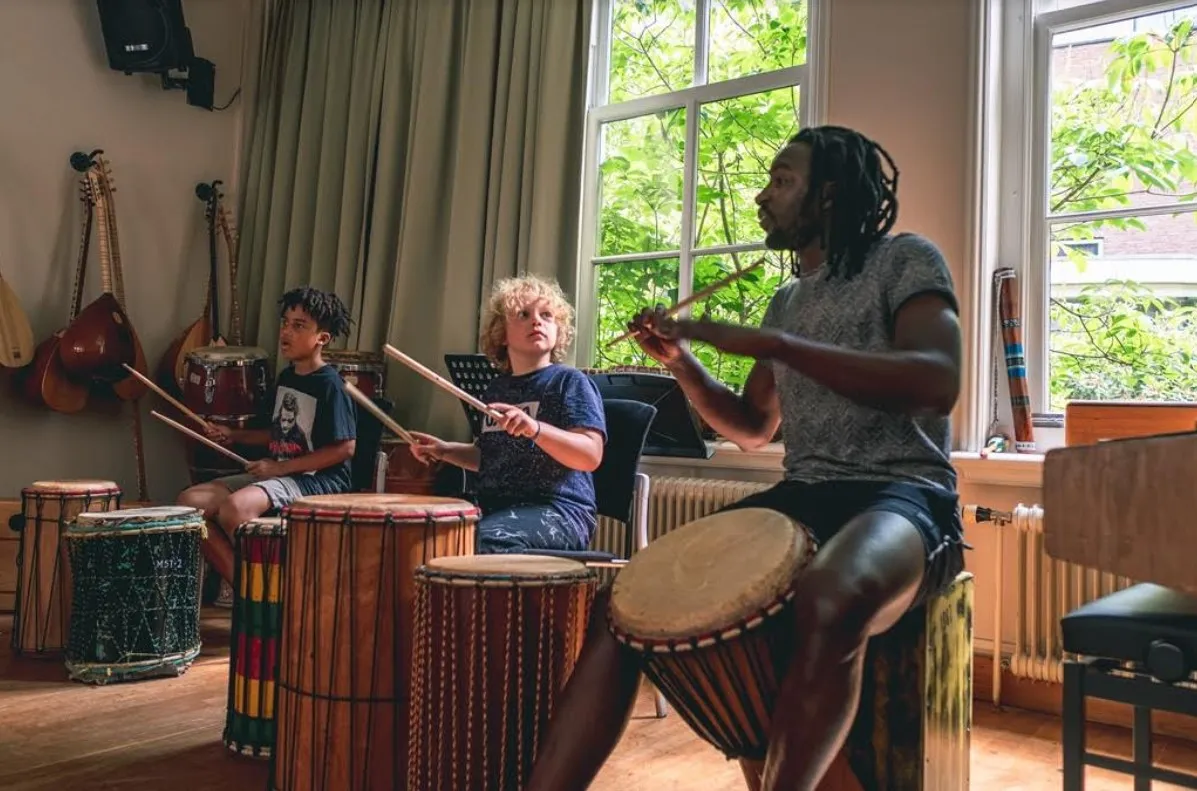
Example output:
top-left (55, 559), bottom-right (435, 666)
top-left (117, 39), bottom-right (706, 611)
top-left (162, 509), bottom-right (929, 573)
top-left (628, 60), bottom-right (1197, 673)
top-left (376, 437), bottom-right (442, 496)
top-left (325, 351), bottom-right (385, 399)
top-left (62, 510), bottom-right (205, 684)
top-left (225, 520), bottom-right (287, 758)
top-left (406, 567), bottom-right (595, 791)
top-left (11, 482), bottom-right (122, 656)
top-left (182, 347), bottom-right (272, 419)
top-left (270, 496), bottom-right (478, 791)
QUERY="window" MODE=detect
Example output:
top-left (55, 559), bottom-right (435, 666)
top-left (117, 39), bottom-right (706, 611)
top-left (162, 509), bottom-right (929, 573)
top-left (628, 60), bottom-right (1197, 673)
top-left (989, 0), bottom-right (1197, 447)
top-left (575, 0), bottom-right (822, 392)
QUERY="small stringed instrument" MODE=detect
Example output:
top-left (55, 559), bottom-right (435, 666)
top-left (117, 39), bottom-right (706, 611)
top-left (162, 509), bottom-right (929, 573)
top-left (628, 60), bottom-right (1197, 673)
top-left (21, 176), bottom-right (95, 412)
top-left (0, 266), bottom-right (34, 369)
top-left (216, 188), bottom-right (243, 345)
top-left (58, 151), bottom-right (137, 382)
top-left (155, 180), bottom-right (226, 395)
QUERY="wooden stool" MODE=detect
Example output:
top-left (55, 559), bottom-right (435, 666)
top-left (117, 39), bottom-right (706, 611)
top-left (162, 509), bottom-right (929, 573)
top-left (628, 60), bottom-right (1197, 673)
top-left (843, 570), bottom-right (974, 790)
top-left (1061, 583), bottom-right (1197, 789)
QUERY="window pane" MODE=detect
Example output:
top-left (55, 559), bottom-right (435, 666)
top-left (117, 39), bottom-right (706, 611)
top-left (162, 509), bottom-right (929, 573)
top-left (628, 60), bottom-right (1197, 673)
top-left (593, 257), bottom-right (680, 368)
top-left (1049, 7), bottom-right (1197, 217)
top-left (695, 86), bottom-right (800, 249)
top-left (1048, 211), bottom-right (1197, 409)
top-left (608, 0), bottom-right (696, 104)
top-left (708, 0), bottom-right (808, 83)
top-left (688, 251), bottom-right (790, 392)
top-left (598, 109), bottom-right (687, 257)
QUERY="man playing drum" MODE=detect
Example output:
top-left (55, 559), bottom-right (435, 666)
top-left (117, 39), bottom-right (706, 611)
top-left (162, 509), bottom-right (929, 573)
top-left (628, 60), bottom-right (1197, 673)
top-left (524, 125), bottom-right (968, 790)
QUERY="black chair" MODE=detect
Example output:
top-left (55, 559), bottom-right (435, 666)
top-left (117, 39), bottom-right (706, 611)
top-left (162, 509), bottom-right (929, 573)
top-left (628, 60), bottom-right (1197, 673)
top-left (1061, 583), bottom-right (1197, 789)
top-left (348, 394), bottom-right (394, 492)
top-left (523, 398), bottom-right (668, 718)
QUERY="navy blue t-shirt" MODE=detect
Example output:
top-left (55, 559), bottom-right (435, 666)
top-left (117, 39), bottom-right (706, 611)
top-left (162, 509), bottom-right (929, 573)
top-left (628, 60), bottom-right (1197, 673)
top-left (264, 363), bottom-right (357, 496)
top-left (476, 364), bottom-right (607, 545)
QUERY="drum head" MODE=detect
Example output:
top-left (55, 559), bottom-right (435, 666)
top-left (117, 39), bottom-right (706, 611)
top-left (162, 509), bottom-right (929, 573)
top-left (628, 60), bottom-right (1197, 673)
top-left (236, 516), bottom-right (285, 534)
top-left (422, 553), bottom-right (590, 582)
top-left (26, 479), bottom-right (120, 494)
top-left (609, 508), bottom-right (814, 642)
top-left (185, 345), bottom-right (268, 363)
top-left (286, 493), bottom-right (479, 522)
top-left (72, 505), bottom-right (203, 533)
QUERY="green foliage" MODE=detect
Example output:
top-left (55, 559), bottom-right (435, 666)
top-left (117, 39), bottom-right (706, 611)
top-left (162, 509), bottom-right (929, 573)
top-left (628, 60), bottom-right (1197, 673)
top-left (594, 0), bottom-right (806, 390)
top-left (1048, 16), bottom-right (1197, 409)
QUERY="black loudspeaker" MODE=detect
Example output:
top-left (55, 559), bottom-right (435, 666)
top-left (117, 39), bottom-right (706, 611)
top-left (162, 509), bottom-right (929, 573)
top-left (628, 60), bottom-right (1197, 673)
top-left (95, 0), bottom-right (194, 74)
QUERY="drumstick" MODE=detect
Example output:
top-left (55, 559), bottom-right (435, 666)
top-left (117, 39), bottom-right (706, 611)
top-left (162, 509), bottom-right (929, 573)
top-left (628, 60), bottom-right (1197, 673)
top-left (122, 363), bottom-right (210, 431)
top-left (344, 381), bottom-right (418, 445)
top-left (382, 344), bottom-right (504, 420)
top-left (605, 257), bottom-right (768, 347)
top-left (150, 409), bottom-right (250, 467)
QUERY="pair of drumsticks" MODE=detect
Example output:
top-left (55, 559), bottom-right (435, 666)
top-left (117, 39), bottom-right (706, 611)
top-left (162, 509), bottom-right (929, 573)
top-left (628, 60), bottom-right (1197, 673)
top-left (144, 261), bottom-right (762, 460)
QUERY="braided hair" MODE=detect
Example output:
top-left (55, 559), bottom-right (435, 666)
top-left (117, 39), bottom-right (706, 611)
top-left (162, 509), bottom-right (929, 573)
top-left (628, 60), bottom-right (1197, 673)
top-left (278, 286), bottom-right (353, 341)
top-left (790, 125), bottom-right (899, 278)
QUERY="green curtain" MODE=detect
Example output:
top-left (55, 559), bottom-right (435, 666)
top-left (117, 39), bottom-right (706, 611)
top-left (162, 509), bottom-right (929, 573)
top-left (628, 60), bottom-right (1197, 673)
top-left (235, 0), bottom-right (592, 439)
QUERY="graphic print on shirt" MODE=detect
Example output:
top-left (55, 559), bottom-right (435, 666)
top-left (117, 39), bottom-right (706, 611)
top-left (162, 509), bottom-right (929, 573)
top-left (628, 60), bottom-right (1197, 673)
top-left (480, 401), bottom-right (540, 433)
top-left (269, 386), bottom-right (316, 458)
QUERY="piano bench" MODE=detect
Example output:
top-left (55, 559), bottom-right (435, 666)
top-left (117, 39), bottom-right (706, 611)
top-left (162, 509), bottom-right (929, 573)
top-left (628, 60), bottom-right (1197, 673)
top-left (1061, 583), bottom-right (1197, 789)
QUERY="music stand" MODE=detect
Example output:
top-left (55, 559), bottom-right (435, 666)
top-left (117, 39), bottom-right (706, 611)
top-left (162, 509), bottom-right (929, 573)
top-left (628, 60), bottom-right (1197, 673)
top-left (443, 354), bottom-right (502, 438)
top-left (587, 369), bottom-right (712, 459)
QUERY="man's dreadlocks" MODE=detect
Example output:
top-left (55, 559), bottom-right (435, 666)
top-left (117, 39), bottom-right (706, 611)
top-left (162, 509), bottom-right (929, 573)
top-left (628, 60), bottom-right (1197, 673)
top-left (278, 287), bottom-right (353, 341)
top-left (790, 125), bottom-right (899, 279)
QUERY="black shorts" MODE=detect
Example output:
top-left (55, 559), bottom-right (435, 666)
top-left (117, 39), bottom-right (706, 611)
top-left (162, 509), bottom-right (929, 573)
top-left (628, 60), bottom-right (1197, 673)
top-left (718, 478), bottom-right (967, 607)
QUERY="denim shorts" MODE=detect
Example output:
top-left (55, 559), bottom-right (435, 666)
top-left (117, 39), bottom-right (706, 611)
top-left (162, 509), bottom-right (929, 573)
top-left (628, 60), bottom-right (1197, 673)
top-left (212, 472), bottom-right (304, 512)
top-left (718, 478), bottom-right (967, 607)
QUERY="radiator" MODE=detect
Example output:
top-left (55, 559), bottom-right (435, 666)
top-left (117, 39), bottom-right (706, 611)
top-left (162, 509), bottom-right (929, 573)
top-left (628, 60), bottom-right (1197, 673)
top-left (965, 504), bottom-right (1135, 706)
top-left (591, 476), bottom-right (772, 559)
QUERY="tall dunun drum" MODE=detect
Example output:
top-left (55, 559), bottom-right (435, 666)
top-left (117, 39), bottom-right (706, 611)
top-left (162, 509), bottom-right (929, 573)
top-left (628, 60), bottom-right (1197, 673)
top-left (225, 516), bottom-right (288, 758)
top-left (9, 479), bottom-right (122, 656)
top-left (406, 554), bottom-right (597, 791)
top-left (181, 345), bottom-right (273, 483)
top-left (324, 349), bottom-right (386, 399)
top-left (63, 506), bottom-right (206, 684)
top-left (607, 507), bottom-right (817, 759)
top-left (269, 493), bottom-right (478, 791)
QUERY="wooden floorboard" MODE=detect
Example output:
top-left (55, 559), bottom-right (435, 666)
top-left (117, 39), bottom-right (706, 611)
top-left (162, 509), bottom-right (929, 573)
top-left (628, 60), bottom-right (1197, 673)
top-left (2, 611), bottom-right (1197, 789)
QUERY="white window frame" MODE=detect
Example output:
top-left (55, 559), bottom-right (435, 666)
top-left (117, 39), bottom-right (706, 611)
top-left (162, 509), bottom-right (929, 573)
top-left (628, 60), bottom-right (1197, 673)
top-left (574, 0), bottom-right (829, 368)
top-left (984, 0), bottom-right (1197, 452)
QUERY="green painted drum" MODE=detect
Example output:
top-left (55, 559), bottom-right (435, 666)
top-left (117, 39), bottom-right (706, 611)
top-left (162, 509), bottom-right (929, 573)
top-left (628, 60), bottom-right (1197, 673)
top-left (63, 505), bottom-right (206, 685)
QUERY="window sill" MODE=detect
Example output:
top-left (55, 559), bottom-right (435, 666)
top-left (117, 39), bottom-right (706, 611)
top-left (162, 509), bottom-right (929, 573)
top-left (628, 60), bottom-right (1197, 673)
top-left (640, 442), bottom-right (1045, 488)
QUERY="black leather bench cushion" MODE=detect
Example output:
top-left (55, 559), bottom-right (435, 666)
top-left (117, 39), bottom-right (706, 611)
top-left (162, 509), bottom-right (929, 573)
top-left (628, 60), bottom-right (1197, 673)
top-left (1062, 583), bottom-right (1197, 663)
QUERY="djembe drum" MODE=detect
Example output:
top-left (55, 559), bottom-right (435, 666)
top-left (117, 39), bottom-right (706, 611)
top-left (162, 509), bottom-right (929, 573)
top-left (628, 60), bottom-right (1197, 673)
top-left (607, 507), bottom-right (817, 759)
top-left (182, 345), bottom-right (273, 483)
top-left (375, 435), bottom-right (442, 495)
top-left (225, 516), bottom-right (288, 758)
top-left (406, 555), bottom-right (597, 791)
top-left (62, 506), bottom-right (206, 685)
top-left (9, 479), bottom-right (122, 656)
top-left (269, 493), bottom-right (478, 791)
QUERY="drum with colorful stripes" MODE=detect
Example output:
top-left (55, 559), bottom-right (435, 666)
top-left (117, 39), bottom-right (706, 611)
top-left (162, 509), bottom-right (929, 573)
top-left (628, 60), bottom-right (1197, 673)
top-left (224, 516), bottom-right (287, 758)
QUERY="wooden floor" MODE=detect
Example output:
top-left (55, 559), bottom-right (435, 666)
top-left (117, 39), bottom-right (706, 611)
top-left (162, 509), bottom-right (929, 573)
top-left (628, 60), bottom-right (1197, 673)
top-left (2, 610), bottom-right (1197, 790)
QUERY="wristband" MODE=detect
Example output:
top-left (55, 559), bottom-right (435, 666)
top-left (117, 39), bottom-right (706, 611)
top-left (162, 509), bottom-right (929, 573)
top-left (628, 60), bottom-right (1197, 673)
top-left (531, 421), bottom-right (542, 443)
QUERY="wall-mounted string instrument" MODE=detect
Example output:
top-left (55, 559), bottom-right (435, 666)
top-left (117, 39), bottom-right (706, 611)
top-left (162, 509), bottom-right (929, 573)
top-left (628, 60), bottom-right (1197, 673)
top-left (58, 151), bottom-right (137, 383)
top-left (0, 264), bottom-right (34, 369)
top-left (79, 152), bottom-right (149, 500)
top-left (216, 187), bottom-right (242, 345)
top-left (994, 267), bottom-right (1036, 452)
top-left (155, 180), bottom-right (227, 395)
top-left (21, 176), bottom-right (95, 413)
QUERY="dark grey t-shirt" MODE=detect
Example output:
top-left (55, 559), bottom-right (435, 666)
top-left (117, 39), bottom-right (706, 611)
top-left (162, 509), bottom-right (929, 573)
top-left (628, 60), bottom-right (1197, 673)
top-left (759, 232), bottom-right (959, 492)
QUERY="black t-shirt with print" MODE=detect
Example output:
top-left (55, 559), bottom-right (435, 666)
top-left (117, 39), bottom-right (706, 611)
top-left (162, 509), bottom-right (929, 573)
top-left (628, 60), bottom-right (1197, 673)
top-left (264, 363), bottom-right (356, 496)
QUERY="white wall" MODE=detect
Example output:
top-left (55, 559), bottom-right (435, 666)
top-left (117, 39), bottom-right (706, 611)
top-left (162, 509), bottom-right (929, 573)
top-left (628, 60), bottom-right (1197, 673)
top-left (0, 0), bottom-right (248, 501)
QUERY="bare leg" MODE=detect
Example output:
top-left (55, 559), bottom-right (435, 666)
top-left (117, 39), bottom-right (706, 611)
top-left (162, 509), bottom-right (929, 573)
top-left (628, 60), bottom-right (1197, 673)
top-left (523, 587), bottom-right (642, 791)
top-left (760, 511), bottom-right (928, 791)
top-left (178, 482), bottom-right (236, 583)
top-left (741, 759), bottom-right (763, 791)
top-left (216, 486), bottom-right (271, 540)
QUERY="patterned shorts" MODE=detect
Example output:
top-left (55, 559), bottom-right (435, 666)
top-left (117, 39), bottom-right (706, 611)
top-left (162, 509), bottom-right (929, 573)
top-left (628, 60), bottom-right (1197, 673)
top-left (476, 505), bottom-right (588, 554)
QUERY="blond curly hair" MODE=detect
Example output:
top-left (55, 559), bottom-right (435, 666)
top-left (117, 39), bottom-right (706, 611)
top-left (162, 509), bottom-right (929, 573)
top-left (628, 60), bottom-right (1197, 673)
top-left (480, 275), bottom-right (575, 372)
